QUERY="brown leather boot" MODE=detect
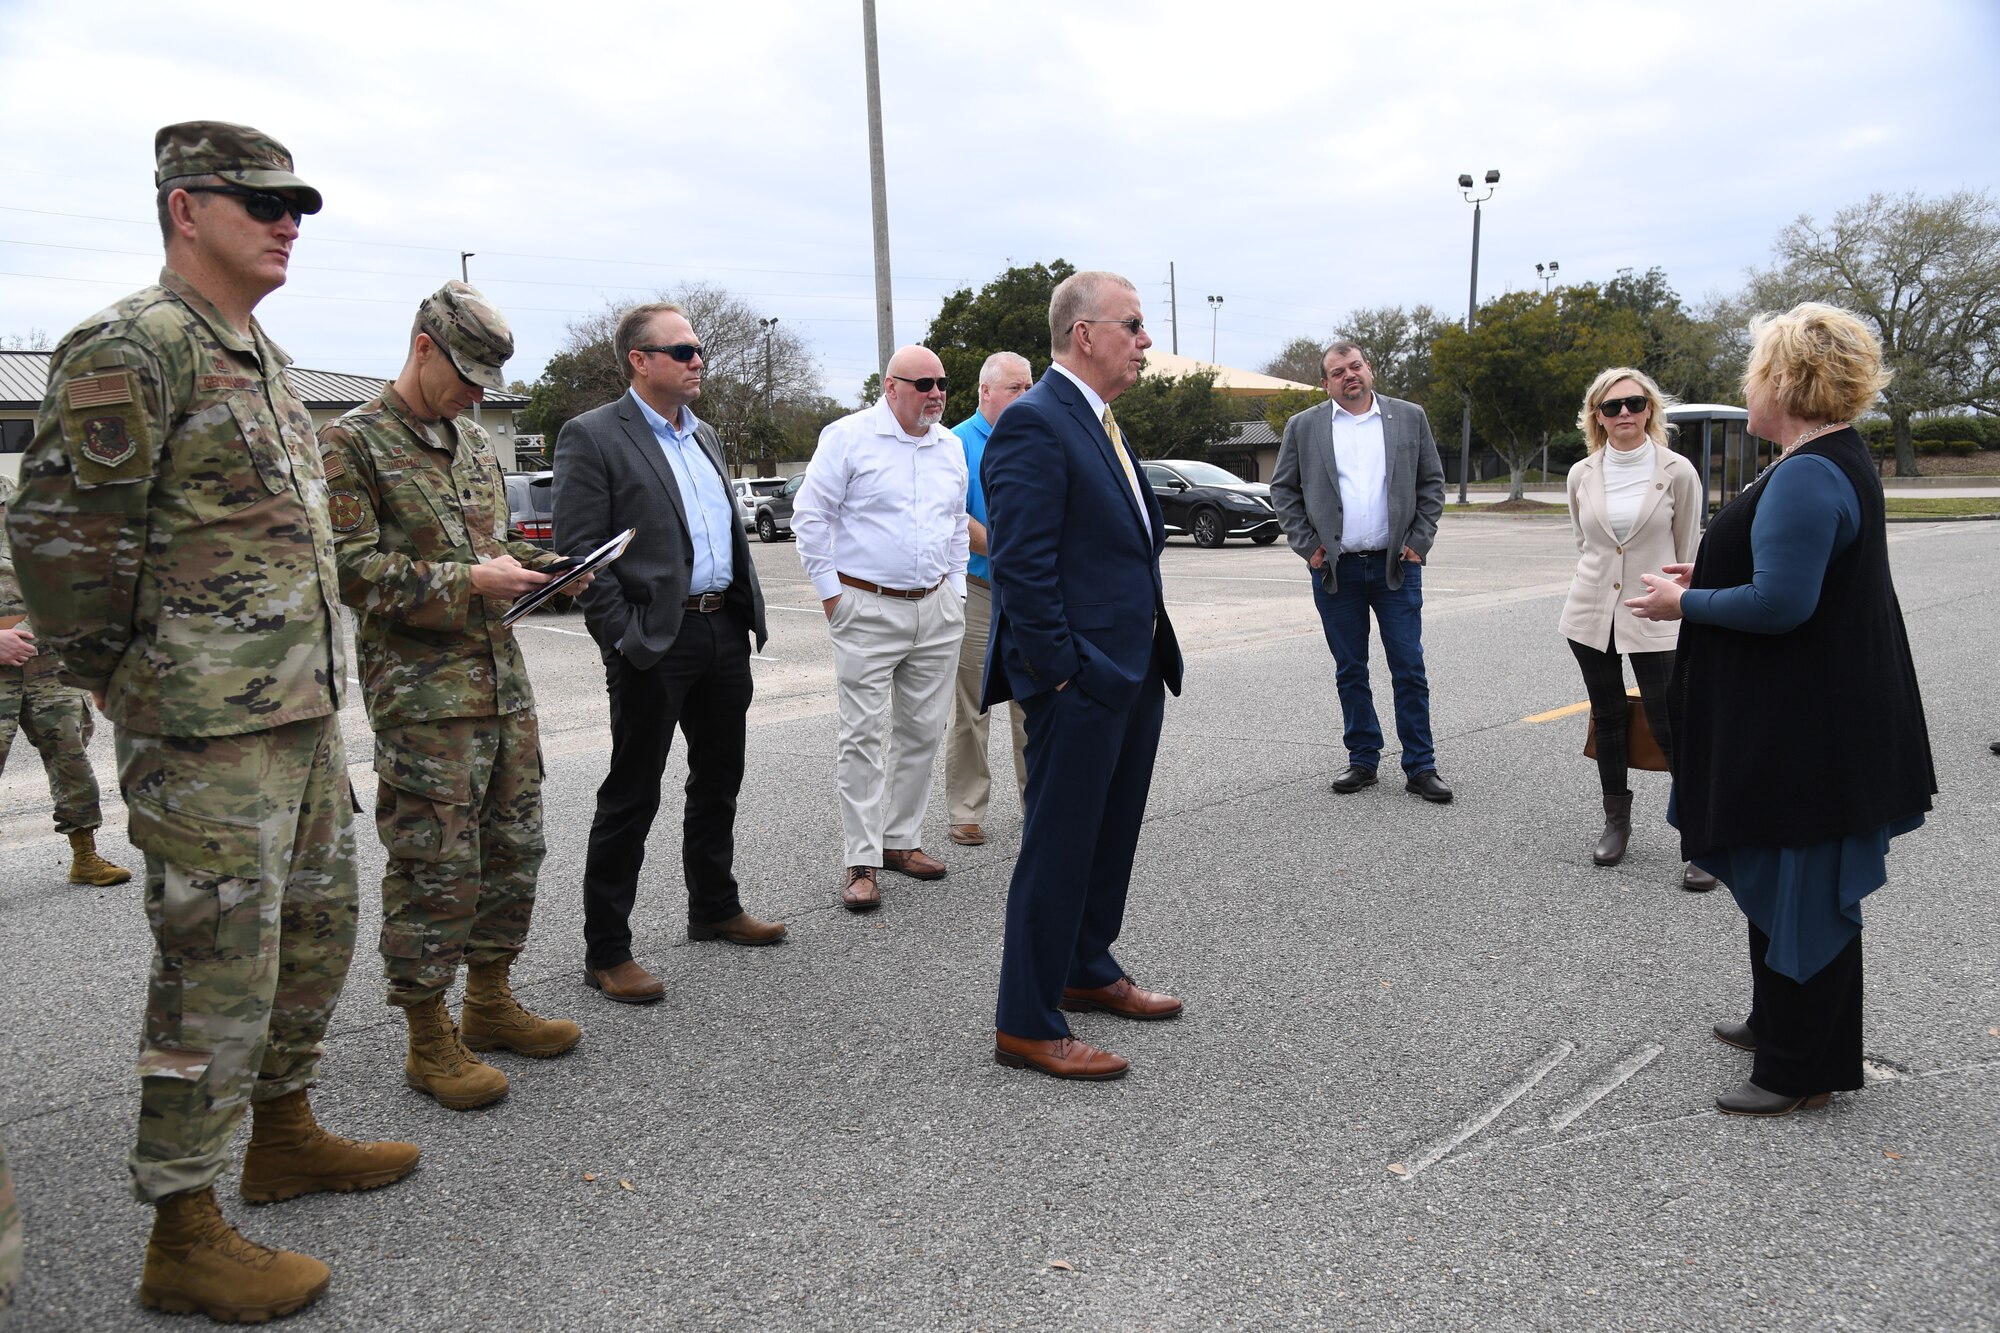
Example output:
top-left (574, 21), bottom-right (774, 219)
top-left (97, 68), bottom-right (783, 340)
top-left (403, 992), bottom-right (508, 1110)
top-left (239, 1088), bottom-right (421, 1204)
top-left (1593, 792), bottom-right (1633, 866)
top-left (461, 958), bottom-right (582, 1058)
top-left (67, 829), bottom-right (132, 886)
top-left (138, 1185), bottom-right (330, 1321)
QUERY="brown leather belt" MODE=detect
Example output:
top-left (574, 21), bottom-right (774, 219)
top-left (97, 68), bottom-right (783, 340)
top-left (683, 592), bottom-right (728, 612)
top-left (966, 573), bottom-right (990, 589)
top-left (837, 572), bottom-right (940, 600)
top-left (0, 615), bottom-right (23, 631)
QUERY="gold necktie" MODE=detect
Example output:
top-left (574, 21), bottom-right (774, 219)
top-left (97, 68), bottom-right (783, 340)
top-left (1101, 408), bottom-right (1150, 523)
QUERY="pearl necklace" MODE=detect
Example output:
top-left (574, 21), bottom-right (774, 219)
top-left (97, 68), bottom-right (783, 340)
top-left (1780, 421), bottom-right (1849, 456)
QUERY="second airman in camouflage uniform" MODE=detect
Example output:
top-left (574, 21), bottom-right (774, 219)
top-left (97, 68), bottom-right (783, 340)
top-left (0, 476), bottom-right (132, 887)
top-left (5, 120), bottom-right (419, 1324)
top-left (320, 281), bottom-right (583, 1112)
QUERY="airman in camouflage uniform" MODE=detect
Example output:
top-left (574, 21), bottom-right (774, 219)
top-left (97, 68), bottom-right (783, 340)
top-left (5, 121), bottom-right (419, 1324)
top-left (320, 282), bottom-right (582, 1113)
top-left (0, 476), bottom-right (131, 886)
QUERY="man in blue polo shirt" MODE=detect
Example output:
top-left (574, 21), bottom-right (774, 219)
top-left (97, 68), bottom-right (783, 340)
top-left (943, 351), bottom-right (1035, 846)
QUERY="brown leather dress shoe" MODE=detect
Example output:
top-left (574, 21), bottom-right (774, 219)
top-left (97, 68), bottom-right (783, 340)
top-left (1681, 863), bottom-right (1720, 892)
top-left (840, 866), bottom-right (881, 913)
top-left (687, 911), bottom-right (787, 945)
top-left (948, 823), bottom-right (986, 846)
top-left (583, 959), bottom-right (664, 1004)
top-left (1060, 975), bottom-right (1183, 1021)
top-left (993, 1031), bottom-right (1128, 1080)
top-left (882, 847), bottom-right (947, 880)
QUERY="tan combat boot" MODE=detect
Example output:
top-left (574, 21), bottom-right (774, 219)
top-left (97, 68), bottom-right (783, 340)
top-left (461, 957), bottom-right (583, 1058)
top-left (239, 1088), bottom-right (422, 1204)
top-left (67, 829), bottom-right (132, 886)
top-left (402, 992), bottom-right (508, 1110)
top-left (138, 1185), bottom-right (329, 1322)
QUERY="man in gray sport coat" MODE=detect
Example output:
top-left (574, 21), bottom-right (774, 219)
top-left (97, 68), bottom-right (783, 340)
top-left (553, 301), bottom-right (783, 1005)
top-left (1270, 340), bottom-right (1453, 803)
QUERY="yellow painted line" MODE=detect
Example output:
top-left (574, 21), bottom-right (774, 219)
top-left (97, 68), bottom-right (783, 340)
top-left (1522, 688), bottom-right (1643, 724)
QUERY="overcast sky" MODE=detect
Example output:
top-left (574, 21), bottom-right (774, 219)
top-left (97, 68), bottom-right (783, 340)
top-left (3, 0), bottom-right (1995, 402)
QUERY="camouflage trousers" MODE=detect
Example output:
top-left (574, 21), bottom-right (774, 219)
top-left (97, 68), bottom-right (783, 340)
top-left (115, 713), bottom-right (358, 1204)
top-left (0, 664), bottom-right (104, 834)
top-left (373, 710), bottom-right (544, 1005)
top-left (0, 1133), bottom-right (18, 1318)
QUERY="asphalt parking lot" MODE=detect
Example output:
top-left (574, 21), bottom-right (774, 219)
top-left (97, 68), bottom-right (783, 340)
top-left (2, 513), bottom-right (1995, 1331)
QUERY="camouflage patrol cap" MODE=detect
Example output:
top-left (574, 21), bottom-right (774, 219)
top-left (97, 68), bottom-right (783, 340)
top-left (417, 281), bottom-right (514, 392)
top-left (154, 120), bottom-right (323, 214)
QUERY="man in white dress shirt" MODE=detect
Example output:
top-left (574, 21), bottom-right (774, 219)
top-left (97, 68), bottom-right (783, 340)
top-left (794, 345), bottom-right (970, 910)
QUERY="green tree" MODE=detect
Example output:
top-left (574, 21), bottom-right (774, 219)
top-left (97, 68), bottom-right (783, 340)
top-left (1262, 387), bottom-right (1322, 437)
top-left (857, 373), bottom-right (880, 406)
top-left (1109, 371), bottom-right (1237, 460)
top-left (1600, 266), bottom-right (1738, 405)
top-left (1261, 336), bottom-right (1327, 386)
top-left (922, 259), bottom-right (1076, 413)
top-left (1335, 303), bottom-right (1451, 411)
top-left (1431, 286), bottom-right (1646, 500)
top-left (1746, 190), bottom-right (2000, 476)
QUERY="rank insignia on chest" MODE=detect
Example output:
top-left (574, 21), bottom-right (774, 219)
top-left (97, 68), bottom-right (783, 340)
top-left (328, 490), bottom-right (368, 532)
top-left (80, 416), bottom-right (137, 467)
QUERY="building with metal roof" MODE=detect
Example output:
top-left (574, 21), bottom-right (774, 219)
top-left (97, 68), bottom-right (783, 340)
top-left (0, 350), bottom-right (533, 478)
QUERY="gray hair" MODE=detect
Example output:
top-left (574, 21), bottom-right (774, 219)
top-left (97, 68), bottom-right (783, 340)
top-left (979, 350), bottom-right (1032, 386)
top-left (614, 301), bottom-right (688, 382)
top-left (1049, 271), bottom-right (1137, 355)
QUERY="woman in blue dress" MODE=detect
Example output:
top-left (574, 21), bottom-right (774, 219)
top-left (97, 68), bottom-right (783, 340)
top-left (1625, 302), bottom-right (1935, 1117)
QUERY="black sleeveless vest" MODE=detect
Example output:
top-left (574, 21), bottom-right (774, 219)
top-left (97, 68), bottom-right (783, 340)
top-left (1670, 428), bottom-right (1935, 858)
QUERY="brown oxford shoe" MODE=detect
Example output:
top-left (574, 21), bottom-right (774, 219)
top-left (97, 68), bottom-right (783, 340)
top-left (583, 959), bottom-right (665, 1004)
top-left (1060, 975), bottom-right (1183, 1021)
top-left (688, 911), bottom-right (787, 945)
top-left (948, 823), bottom-right (987, 846)
top-left (840, 866), bottom-right (881, 913)
top-left (1681, 863), bottom-right (1720, 892)
top-left (882, 846), bottom-right (947, 880)
top-left (993, 1031), bottom-right (1129, 1081)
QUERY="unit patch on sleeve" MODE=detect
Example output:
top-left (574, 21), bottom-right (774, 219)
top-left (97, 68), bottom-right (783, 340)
top-left (80, 417), bottom-right (137, 467)
top-left (327, 489), bottom-right (368, 532)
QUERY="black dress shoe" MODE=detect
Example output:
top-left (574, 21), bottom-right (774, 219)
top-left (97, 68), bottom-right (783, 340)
top-left (1990, 738), bottom-right (2000, 755)
top-left (1330, 765), bottom-right (1378, 794)
top-left (1716, 1080), bottom-right (1830, 1117)
top-left (1682, 863), bottom-right (1720, 892)
top-left (1712, 1020), bottom-right (1757, 1052)
top-left (1404, 770), bottom-right (1453, 803)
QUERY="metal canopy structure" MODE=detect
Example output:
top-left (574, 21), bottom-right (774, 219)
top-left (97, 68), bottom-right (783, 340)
top-left (1666, 403), bottom-right (1772, 526)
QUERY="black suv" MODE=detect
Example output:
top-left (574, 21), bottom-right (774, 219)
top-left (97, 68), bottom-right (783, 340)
top-left (754, 473), bottom-right (805, 542)
top-left (1142, 460), bottom-right (1281, 547)
top-left (504, 471), bottom-right (555, 551)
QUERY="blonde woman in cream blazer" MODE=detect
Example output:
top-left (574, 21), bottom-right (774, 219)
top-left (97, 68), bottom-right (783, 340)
top-left (1559, 367), bottom-right (1713, 888)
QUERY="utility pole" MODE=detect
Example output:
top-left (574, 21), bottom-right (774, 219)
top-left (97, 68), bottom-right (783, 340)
top-left (460, 252), bottom-right (473, 283)
top-left (861, 0), bottom-right (895, 377)
top-left (1169, 262), bottom-right (1179, 354)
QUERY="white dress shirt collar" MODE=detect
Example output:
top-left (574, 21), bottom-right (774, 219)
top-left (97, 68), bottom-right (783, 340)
top-left (1049, 361), bottom-right (1109, 422)
top-left (1332, 393), bottom-right (1382, 424)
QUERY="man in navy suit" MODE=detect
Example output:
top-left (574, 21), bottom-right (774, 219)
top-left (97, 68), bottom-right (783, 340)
top-left (982, 271), bottom-right (1187, 1081)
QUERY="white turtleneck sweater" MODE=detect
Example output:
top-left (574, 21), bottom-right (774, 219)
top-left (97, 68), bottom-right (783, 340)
top-left (1602, 439), bottom-right (1656, 543)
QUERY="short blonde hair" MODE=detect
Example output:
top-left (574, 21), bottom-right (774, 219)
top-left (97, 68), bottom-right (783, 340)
top-left (1743, 302), bottom-right (1891, 424)
top-left (1578, 366), bottom-right (1675, 453)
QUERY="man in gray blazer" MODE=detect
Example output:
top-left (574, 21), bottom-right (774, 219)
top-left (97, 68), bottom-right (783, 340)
top-left (1270, 340), bottom-right (1453, 803)
top-left (553, 301), bottom-right (783, 1005)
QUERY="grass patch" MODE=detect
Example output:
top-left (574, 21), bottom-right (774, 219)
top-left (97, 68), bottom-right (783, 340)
top-left (1882, 496), bottom-right (2000, 517)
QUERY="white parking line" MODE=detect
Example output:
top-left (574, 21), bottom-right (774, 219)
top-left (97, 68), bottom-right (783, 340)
top-left (514, 623), bottom-right (595, 638)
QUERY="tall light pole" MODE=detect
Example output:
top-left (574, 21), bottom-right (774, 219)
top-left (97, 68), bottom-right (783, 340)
top-left (1536, 259), bottom-right (1560, 294)
top-left (758, 317), bottom-right (779, 474)
top-left (860, 0), bottom-right (895, 378)
top-left (1455, 169), bottom-right (1499, 504)
top-left (459, 251), bottom-right (473, 283)
top-left (1206, 294), bottom-right (1224, 363)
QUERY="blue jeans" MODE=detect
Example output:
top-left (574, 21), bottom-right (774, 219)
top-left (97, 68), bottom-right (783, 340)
top-left (1309, 552), bottom-right (1435, 777)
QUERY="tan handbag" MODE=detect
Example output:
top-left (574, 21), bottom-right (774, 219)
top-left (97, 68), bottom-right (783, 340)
top-left (1583, 690), bottom-right (1668, 772)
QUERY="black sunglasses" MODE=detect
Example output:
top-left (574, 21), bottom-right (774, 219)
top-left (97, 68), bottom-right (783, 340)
top-left (181, 184), bottom-right (305, 225)
top-left (1598, 395), bottom-right (1650, 417)
top-left (1077, 317), bottom-right (1145, 336)
top-left (637, 343), bottom-right (705, 363)
top-left (889, 374), bottom-right (950, 393)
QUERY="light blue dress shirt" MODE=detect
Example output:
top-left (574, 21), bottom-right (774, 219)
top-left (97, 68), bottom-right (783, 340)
top-left (628, 389), bottom-right (734, 594)
top-left (950, 410), bottom-right (992, 582)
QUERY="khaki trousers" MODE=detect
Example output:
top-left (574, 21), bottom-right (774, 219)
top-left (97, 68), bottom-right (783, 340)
top-left (827, 584), bottom-right (963, 865)
top-left (943, 578), bottom-right (1026, 825)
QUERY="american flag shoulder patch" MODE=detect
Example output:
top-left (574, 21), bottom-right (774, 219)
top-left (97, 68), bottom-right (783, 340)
top-left (65, 371), bottom-right (135, 409)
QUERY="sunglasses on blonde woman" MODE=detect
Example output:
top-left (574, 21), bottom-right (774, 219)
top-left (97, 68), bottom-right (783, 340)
top-left (1598, 395), bottom-right (1650, 417)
